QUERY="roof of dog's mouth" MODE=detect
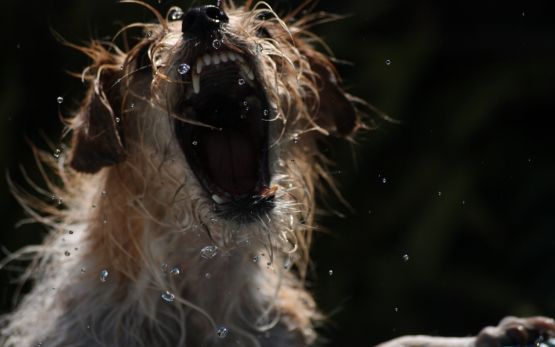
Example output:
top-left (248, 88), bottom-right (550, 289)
top-left (175, 49), bottom-right (273, 211)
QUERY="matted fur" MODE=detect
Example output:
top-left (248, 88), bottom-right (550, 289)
top-left (1, 1), bottom-right (363, 346)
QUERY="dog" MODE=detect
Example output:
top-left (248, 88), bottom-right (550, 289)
top-left (1, 1), bottom-right (554, 346)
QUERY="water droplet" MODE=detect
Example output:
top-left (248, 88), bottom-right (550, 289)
top-left (292, 134), bottom-right (299, 143)
top-left (169, 7), bottom-right (184, 20)
top-left (382, 177), bottom-right (387, 184)
top-left (205, 272), bottom-right (212, 279)
top-left (53, 148), bottom-right (62, 159)
top-left (64, 251), bottom-right (70, 256)
top-left (216, 326), bottom-right (229, 338)
top-left (385, 59), bottom-right (391, 66)
top-left (263, 109), bottom-right (269, 116)
top-left (200, 245), bottom-right (218, 259)
top-left (328, 269), bottom-right (333, 276)
top-left (129, 102), bottom-right (135, 109)
top-left (57, 96), bottom-right (64, 104)
top-left (437, 191), bottom-right (442, 197)
top-left (115, 117), bottom-right (121, 123)
top-left (192, 140), bottom-right (198, 146)
top-left (178, 63), bottom-right (190, 75)
top-left (212, 39), bottom-right (222, 49)
top-left (100, 269), bottom-right (109, 282)
top-left (169, 267), bottom-right (181, 276)
top-left (238, 78), bottom-right (245, 85)
top-left (161, 291), bottom-right (175, 302)
top-left (394, 306), bottom-right (399, 312)
top-left (402, 254), bottom-right (410, 262)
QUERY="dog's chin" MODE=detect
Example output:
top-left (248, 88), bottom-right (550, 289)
top-left (175, 50), bottom-right (275, 223)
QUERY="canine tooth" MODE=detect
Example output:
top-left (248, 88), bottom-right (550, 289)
top-left (192, 73), bottom-right (200, 94)
top-left (240, 63), bottom-right (254, 80)
top-left (196, 59), bottom-right (203, 74)
top-left (228, 52), bottom-right (237, 61)
top-left (203, 54), bottom-right (211, 66)
top-left (212, 54), bottom-right (220, 64)
top-left (219, 53), bottom-right (228, 62)
top-left (212, 194), bottom-right (226, 204)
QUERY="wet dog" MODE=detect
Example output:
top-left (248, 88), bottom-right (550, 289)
top-left (1, 1), bottom-right (553, 346)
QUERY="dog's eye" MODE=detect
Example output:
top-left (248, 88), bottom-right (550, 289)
top-left (256, 27), bottom-right (272, 38)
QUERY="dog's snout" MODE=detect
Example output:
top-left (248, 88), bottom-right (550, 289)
top-left (182, 5), bottom-right (228, 37)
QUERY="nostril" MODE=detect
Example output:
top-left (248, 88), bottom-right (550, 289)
top-left (182, 5), bottom-right (228, 36)
top-left (204, 5), bottom-right (228, 23)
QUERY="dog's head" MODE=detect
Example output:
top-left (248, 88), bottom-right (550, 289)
top-left (68, 2), bottom-right (360, 227)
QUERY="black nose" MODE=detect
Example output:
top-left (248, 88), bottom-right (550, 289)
top-left (182, 5), bottom-right (229, 37)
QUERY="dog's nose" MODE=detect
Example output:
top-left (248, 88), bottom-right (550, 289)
top-left (182, 5), bottom-right (229, 37)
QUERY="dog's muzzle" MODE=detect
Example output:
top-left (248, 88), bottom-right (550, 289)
top-left (175, 6), bottom-right (275, 222)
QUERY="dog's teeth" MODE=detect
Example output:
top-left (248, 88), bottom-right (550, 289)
top-left (196, 59), bottom-right (203, 74)
top-left (228, 52), bottom-right (237, 61)
top-left (212, 194), bottom-right (226, 204)
top-left (240, 63), bottom-right (254, 80)
top-left (219, 53), bottom-right (228, 63)
top-left (203, 54), bottom-right (211, 66)
top-left (212, 54), bottom-right (220, 65)
top-left (192, 73), bottom-right (200, 94)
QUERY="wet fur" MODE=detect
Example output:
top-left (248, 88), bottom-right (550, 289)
top-left (0, 1), bottom-right (362, 346)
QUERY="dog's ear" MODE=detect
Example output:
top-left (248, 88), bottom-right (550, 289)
top-left (305, 50), bottom-right (360, 138)
top-left (69, 68), bottom-right (126, 174)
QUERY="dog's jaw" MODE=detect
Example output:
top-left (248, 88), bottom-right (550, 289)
top-left (174, 45), bottom-right (275, 223)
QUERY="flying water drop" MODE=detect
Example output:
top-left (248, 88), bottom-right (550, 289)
top-left (161, 291), bottom-right (175, 302)
top-left (200, 245), bottom-right (218, 259)
top-left (100, 269), bottom-right (109, 282)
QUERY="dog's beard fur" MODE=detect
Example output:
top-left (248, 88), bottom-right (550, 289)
top-left (1, 2), bottom-right (361, 346)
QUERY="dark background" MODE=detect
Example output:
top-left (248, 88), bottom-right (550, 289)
top-left (1, 0), bottom-right (554, 345)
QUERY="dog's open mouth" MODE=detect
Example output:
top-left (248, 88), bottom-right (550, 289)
top-left (175, 50), bottom-right (274, 221)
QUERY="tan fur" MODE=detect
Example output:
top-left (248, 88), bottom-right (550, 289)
top-left (1, 1), bottom-right (362, 346)
top-left (2, 2), bottom-right (555, 347)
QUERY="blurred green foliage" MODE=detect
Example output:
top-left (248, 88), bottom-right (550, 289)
top-left (1, 0), bottom-right (554, 345)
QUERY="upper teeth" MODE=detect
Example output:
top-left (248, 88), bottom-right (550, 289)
top-left (190, 52), bottom-right (254, 95)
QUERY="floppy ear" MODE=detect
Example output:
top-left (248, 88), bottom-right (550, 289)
top-left (304, 50), bottom-right (360, 137)
top-left (69, 69), bottom-right (126, 173)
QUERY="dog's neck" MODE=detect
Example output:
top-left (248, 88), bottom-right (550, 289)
top-left (58, 164), bottom-right (316, 346)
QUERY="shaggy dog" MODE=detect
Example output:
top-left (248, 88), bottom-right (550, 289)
top-left (1, 1), bottom-right (554, 346)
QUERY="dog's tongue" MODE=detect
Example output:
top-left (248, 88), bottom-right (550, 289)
top-left (201, 128), bottom-right (258, 195)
